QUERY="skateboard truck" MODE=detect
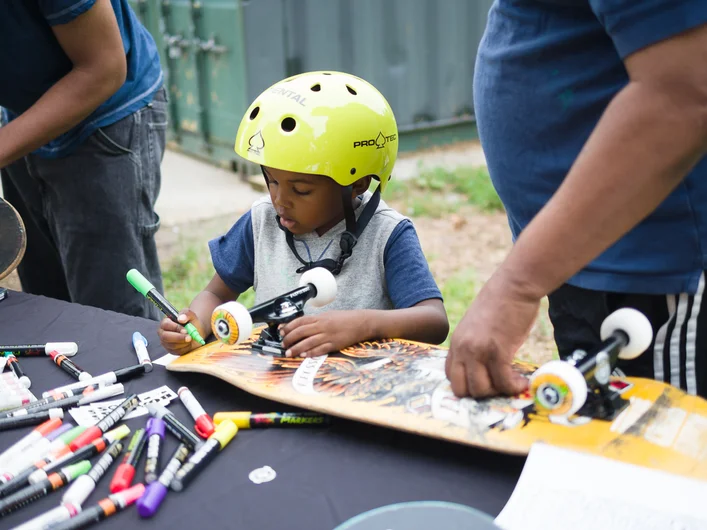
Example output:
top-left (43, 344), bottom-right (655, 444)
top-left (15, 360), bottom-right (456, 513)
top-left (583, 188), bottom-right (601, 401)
top-left (529, 308), bottom-right (654, 421)
top-left (210, 267), bottom-right (338, 355)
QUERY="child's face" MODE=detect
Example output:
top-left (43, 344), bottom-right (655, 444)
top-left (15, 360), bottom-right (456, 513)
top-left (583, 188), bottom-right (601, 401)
top-left (264, 167), bottom-right (348, 236)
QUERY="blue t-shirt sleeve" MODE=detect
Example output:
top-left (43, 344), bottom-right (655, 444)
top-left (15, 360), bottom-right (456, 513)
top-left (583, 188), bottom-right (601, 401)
top-left (589, 0), bottom-right (707, 59)
top-left (383, 220), bottom-right (442, 309)
top-left (208, 211), bottom-right (255, 295)
top-left (39, 0), bottom-right (97, 25)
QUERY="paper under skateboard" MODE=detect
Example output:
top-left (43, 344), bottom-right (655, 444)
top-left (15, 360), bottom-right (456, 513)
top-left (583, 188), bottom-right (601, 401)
top-left (168, 327), bottom-right (707, 481)
top-left (0, 197), bottom-right (26, 281)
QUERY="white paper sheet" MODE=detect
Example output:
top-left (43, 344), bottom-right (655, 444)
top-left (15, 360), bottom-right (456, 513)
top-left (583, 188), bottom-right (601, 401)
top-left (153, 354), bottom-right (179, 366)
top-left (495, 443), bottom-right (707, 530)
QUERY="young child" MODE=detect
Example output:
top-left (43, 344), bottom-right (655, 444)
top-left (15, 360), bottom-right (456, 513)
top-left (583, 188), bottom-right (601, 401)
top-left (158, 71), bottom-right (449, 357)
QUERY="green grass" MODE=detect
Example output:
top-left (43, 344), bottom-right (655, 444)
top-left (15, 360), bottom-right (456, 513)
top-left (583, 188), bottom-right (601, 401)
top-left (439, 268), bottom-right (478, 347)
top-left (383, 166), bottom-right (504, 217)
top-left (162, 245), bottom-right (255, 311)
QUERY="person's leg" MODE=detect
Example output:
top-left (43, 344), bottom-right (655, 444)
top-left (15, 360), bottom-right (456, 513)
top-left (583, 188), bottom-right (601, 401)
top-left (546, 283), bottom-right (611, 360)
top-left (549, 278), bottom-right (707, 398)
top-left (613, 273), bottom-right (707, 399)
top-left (0, 160), bottom-right (71, 301)
top-left (694, 274), bottom-right (707, 398)
top-left (28, 88), bottom-right (168, 319)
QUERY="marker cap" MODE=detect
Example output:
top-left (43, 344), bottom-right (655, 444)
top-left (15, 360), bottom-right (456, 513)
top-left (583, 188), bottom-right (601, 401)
top-left (65, 460), bottom-right (92, 480)
top-left (104, 424), bottom-right (131, 442)
top-left (37, 418), bottom-right (64, 437)
top-left (19, 376), bottom-right (31, 389)
top-left (126, 269), bottom-right (154, 296)
top-left (194, 415), bottom-right (216, 438)
top-left (68, 426), bottom-right (102, 452)
top-left (136, 481), bottom-right (167, 518)
top-left (146, 417), bottom-right (165, 438)
top-left (78, 372), bottom-right (93, 382)
top-left (58, 426), bottom-right (88, 446)
top-left (211, 419), bottom-right (238, 448)
top-left (120, 482), bottom-right (146, 505)
top-left (110, 463), bottom-right (136, 493)
top-left (45, 343), bottom-right (78, 356)
top-left (213, 411), bottom-right (252, 429)
top-left (132, 332), bottom-right (148, 347)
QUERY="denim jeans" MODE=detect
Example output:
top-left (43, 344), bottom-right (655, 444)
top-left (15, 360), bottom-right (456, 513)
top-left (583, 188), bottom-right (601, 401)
top-left (0, 87), bottom-right (168, 320)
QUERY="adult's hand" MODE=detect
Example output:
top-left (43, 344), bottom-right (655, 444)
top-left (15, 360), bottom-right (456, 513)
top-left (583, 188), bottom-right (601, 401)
top-left (445, 269), bottom-right (536, 398)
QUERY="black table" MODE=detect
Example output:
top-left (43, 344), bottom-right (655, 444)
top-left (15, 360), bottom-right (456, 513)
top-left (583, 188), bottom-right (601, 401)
top-left (0, 291), bottom-right (524, 529)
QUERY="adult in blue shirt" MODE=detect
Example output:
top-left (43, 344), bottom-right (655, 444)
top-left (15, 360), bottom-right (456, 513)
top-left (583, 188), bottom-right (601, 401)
top-left (0, 0), bottom-right (165, 319)
top-left (446, 1), bottom-right (707, 399)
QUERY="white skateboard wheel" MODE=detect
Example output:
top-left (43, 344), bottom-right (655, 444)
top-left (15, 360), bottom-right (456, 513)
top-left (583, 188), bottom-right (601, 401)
top-left (529, 360), bottom-right (587, 418)
top-left (600, 307), bottom-right (653, 360)
top-left (299, 267), bottom-right (337, 308)
top-left (211, 302), bottom-right (253, 345)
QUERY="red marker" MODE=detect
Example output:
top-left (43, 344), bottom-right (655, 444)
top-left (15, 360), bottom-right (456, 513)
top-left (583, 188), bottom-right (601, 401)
top-left (109, 428), bottom-right (146, 493)
top-left (178, 387), bottom-right (215, 438)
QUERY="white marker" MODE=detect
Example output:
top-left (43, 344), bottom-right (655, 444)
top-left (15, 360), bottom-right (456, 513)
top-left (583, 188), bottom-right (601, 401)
top-left (62, 439), bottom-right (124, 506)
top-left (11, 502), bottom-right (81, 530)
top-left (178, 387), bottom-right (215, 438)
top-left (132, 332), bottom-right (153, 372)
top-left (42, 365), bottom-right (146, 398)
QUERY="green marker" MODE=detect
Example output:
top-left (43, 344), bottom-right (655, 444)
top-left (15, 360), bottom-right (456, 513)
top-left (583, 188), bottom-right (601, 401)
top-left (126, 269), bottom-right (206, 345)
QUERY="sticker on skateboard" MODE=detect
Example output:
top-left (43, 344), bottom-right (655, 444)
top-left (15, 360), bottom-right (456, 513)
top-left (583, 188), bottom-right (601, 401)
top-left (0, 197), bottom-right (26, 282)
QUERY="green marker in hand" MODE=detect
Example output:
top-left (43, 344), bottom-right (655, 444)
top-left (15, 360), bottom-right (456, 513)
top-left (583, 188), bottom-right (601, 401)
top-left (126, 269), bottom-right (206, 346)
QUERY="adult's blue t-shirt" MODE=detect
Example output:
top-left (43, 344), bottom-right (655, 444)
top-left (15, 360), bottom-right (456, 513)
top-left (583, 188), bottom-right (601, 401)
top-left (474, 0), bottom-right (707, 295)
top-left (0, 0), bottom-right (163, 159)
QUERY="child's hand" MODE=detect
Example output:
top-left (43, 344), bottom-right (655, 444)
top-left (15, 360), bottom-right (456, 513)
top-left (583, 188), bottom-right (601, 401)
top-left (157, 309), bottom-right (204, 355)
top-left (279, 311), bottom-right (369, 358)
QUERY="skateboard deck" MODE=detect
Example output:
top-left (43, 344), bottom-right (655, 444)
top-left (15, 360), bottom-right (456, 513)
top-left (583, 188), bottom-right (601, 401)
top-left (167, 326), bottom-right (707, 481)
top-left (0, 197), bottom-right (26, 281)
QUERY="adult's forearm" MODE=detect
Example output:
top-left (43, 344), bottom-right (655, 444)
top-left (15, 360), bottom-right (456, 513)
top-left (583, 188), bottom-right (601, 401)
top-left (500, 80), bottom-right (707, 299)
top-left (0, 66), bottom-right (124, 168)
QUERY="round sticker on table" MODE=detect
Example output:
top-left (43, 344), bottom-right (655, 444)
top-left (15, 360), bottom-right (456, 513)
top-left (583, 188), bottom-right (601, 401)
top-left (334, 501), bottom-right (500, 530)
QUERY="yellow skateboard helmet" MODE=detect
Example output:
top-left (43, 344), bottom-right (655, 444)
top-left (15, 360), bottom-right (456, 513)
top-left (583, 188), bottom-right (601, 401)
top-left (234, 71), bottom-right (398, 192)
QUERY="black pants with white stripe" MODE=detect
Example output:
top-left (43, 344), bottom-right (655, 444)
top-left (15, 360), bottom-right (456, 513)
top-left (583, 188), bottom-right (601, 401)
top-left (547, 275), bottom-right (707, 398)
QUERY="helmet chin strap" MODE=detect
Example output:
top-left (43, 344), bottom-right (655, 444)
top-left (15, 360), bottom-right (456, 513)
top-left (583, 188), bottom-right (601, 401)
top-left (261, 166), bottom-right (380, 276)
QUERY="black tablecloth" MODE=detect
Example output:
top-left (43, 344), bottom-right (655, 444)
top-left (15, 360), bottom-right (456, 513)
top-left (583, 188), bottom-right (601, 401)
top-left (0, 291), bottom-right (524, 529)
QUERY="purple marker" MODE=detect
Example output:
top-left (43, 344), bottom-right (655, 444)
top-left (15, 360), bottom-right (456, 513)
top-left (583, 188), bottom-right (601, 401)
top-left (143, 418), bottom-right (165, 484)
top-left (136, 443), bottom-right (190, 518)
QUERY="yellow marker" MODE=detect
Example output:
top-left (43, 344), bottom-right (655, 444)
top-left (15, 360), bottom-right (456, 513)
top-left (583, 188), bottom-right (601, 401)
top-left (169, 420), bottom-right (238, 491)
top-left (213, 411), bottom-right (330, 429)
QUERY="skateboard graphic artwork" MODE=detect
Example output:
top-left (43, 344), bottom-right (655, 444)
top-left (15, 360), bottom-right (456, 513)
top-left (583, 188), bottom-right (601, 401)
top-left (167, 268), bottom-right (707, 480)
top-left (0, 197), bottom-right (26, 282)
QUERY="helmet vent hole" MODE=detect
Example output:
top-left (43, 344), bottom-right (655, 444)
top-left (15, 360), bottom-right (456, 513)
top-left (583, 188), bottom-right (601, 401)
top-left (249, 106), bottom-right (260, 120)
top-left (311, 84), bottom-right (321, 92)
top-left (350, 168), bottom-right (356, 175)
top-left (346, 85), bottom-right (357, 95)
top-left (281, 117), bottom-right (297, 132)
top-left (323, 72), bottom-right (332, 75)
